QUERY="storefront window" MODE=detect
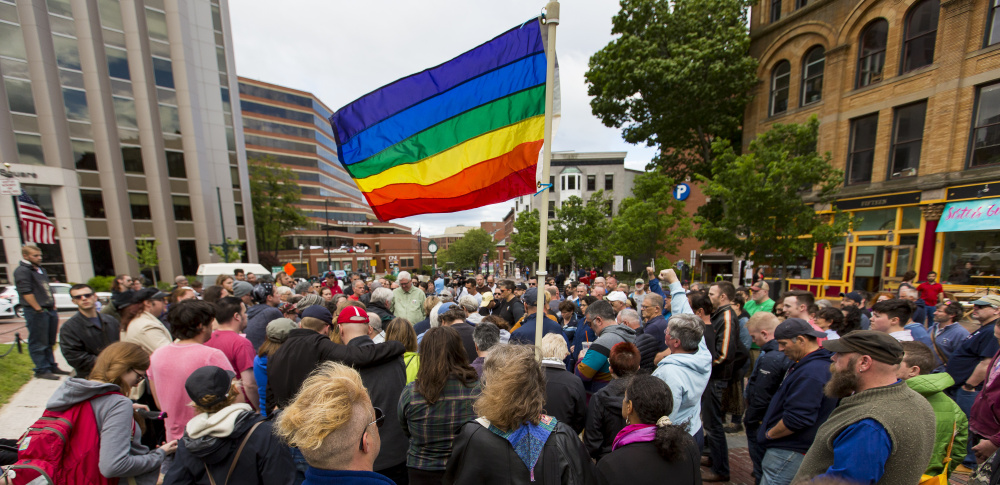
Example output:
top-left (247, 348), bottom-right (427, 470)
top-left (829, 242), bottom-right (846, 280)
top-left (853, 208), bottom-right (896, 231)
top-left (941, 231), bottom-right (1000, 284)
top-left (900, 206), bottom-right (922, 229)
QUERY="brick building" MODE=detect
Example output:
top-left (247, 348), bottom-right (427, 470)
top-left (745, 0), bottom-right (1000, 296)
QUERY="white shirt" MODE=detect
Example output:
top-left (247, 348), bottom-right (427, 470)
top-left (890, 329), bottom-right (913, 342)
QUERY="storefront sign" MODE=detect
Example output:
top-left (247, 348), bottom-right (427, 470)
top-left (837, 192), bottom-right (921, 210)
top-left (937, 197), bottom-right (1000, 232)
top-left (338, 220), bottom-right (374, 226)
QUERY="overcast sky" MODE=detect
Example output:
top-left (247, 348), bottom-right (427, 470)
top-left (229, 0), bottom-right (657, 236)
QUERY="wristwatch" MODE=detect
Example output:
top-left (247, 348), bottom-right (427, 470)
top-left (963, 383), bottom-right (977, 392)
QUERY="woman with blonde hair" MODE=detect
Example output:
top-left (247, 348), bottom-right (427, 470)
top-left (385, 317), bottom-right (420, 383)
top-left (444, 344), bottom-right (594, 484)
top-left (44, 342), bottom-right (176, 484)
top-left (163, 366), bottom-right (293, 484)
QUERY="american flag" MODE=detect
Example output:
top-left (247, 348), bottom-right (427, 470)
top-left (17, 192), bottom-right (56, 244)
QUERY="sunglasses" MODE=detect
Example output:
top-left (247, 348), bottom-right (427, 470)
top-left (71, 292), bottom-right (95, 300)
top-left (359, 407), bottom-right (385, 450)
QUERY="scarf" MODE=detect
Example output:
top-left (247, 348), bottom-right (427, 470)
top-left (612, 423), bottom-right (656, 451)
top-left (486, 414), bottom-right (558, 482)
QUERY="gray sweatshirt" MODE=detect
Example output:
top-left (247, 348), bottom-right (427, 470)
top-left (47, 378), bottom-right (165, 484)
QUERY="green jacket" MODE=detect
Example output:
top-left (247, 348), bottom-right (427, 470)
top-left (906, 373), bottom-right (968, 477)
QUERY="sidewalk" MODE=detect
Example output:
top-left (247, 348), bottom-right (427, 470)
top-left (0, 349), bottom-right (70, 440)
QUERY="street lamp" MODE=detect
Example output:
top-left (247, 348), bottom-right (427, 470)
top-left (298, 244), bottom-right (304, 264)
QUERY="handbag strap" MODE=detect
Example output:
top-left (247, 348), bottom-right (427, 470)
top-left (203, 420), bottom-right (263, 485)
top-left (931, 327), bottom-right (949, 365)
top-left (942, 421), bottom-right (957, 467)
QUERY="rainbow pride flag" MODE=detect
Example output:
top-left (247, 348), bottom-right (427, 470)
top-left (330, 19), bottom-right (552, 221)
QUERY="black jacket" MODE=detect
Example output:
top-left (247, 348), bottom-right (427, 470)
top-left (743, 339), bottom-right (792, 425)
top-left (595, 437), bottom-right (702, 485)
top-left (449, 322), bottom-right (478, 364)
top-left (542, 362), bottom-right (587, 433)
top-left (58, 312), bottom-right (120, 378)
top-left (265, 328), bottom-right (405, 413)
top-left (163, 410), bottom-right (294, 485)
top-left (368, 302), bottom-right (395, 323)
top-left (348, 336), bottom-right (408, 471)
top-left (709, 306), bottom-right (741, 381)
top-left (494, 296), bottom-right (525, 328)
top-left (584, 378), bottom-right (627, 461)
top-left (444, 420), bottom-right (597, 485)
top-left (635, 332), bottom-right (661, 372)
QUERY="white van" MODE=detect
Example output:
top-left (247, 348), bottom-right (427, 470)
top-left (196, 263), bottom-right (272, 285)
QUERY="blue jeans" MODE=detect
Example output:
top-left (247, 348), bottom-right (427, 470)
top-left (702, 378), bottom-right (729, 477)
top-left (289, 446), bottom-right (308, 485)
top-left (759, 448), bottom-right (805, 485)
top-left (955, 388), bottom-right (979, 467)
top-left (745, 422), bottom-right (764, 484)
top-left (24, 307), bottom-right (57, 374)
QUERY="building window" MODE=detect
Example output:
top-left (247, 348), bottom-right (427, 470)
top-left (987, 0), bottom-right (1000, 46)
top-left (73, 140), bottom-right (96, 170)
top-left (889, 101), bottom-right (927, 179)
top-left (172, 195), bottom-right (192, 221)
top-left (129, 192), bottom-right (151, 220)
top-left (80, 190), bottom-right (105, 218)
top-left (5, 77), bottom-right (35, 114)
top-left (88, 239), bottom-right (114, 276)
top-left (105, 46), bottom-right (129, 80)
top-left (771, 0), bottom-right (781, 22)
top-left (902, 0), bottom-right (939, 73)
top-left (166, 150), bottom-right (186, 178)
top-left (587, 175), bottom-right (596, 191)
top-left (795, 0), bottom-right (807, 8)
top-left (857, 19), bottom-right (888, 88)
top-left (802, 47), bottom-right (825, 105)
top-left (942, 231), bottom-right (1000, 283)
top-left (178, 240), bottom-right (198, 276)
top-left (603, 200), bottom-right (612, 217)
top-left (234, 203), bottom-right (244, 225)
top-left (770, 60), bottom-right (791, 115)
top-left (847, 113), bottom-right (878, 185)
top-left (605, 174), bottom-right (614, 190)
top-left (16, 133), bottom-right (45, 166)
top-left (122, 146), bottom-right (143, 173)
top-left (969, 82), bottom-right (1000, 167)
top-left (548, 200), bottom-right (555, 219)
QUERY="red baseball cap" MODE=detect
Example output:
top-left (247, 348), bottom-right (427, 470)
top-left (337, 306), bottom-right (369, 324)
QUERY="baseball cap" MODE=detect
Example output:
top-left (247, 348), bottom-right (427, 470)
top-left (972, 295), bottom-right (1000, 308)
top-left (751, 281), bottom-right (769, 292)
top-left (774, 318), bottom-right (827, 340)
top-left (607, 291), bottom-right (628, 303)
top-left (266, 318), bottom-right (298, 343)
top-left (232, 280), bottom-right (254, 298)
top-left (134, 287), bottom-right (167, 303)
top-left (337, 306), bottom-right (369, 324)
top-left (300, 305), bottom-right (333, 326)
top-left (112, 289), bottom-right (136, 309)
top-left (821, 330), bottom-right (904, 365)
top-left (839, 291), bottom-right (862, 304)
top-left (634, 278), bottom-right (645, 285)
top-left (480, 291), bottom-right (494, 307)
top-left (516, 283), bottom-right (528, 291)
top-left (185, 366), bottom-right (236, 409)
top-left (437, 302), bottom-right (458, 314)
top-left (523, 287), bottom-right (539, 304)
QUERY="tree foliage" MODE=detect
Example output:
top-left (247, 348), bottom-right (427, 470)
top-left (509, 209), bottom-right (541, 266)
top-left (437, 228), bottom-right (497, 270)
top-left (212, 237), bottom-right (244, 263)
top-left (586, 0), bottom-right (758, 181)
top-left (129, 236), bottom-right (160, 286)
top-left (550, 192), bottom-right (613, 270)
top-left (694, 116), bottom-right (850, 282)
top-left (249, 156), bottom-right (309, 260)
top-left (611, 171), bottom-right (692, 262)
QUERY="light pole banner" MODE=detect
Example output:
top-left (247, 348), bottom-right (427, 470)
top-left (937, 197), bottom-right (1000, 232)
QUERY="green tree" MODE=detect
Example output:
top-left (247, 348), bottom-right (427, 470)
top-left (509, 209), bottom-right (540, 267)
top-left (551, 192), bottom-right (613, 271)
top-left (249, 156), bottom-right (309, 261)
top-left (437, 229), bottom-right (497, 270)
top-left (611, 171), bottom-right (692, 263)
top-left (211, 237), bottom-right (244, 263)
top-left (694, 116), bottom-right (851, 288)
top-left (129, 237), bottom-right (161, 286)
top-left (586, 0), bottom-right (758, 181)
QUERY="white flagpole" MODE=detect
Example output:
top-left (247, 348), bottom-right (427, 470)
top-left (535, 1), bottom-right (559, 360)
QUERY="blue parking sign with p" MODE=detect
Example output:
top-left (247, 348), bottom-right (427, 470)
top-left (674, 183), bottom-right (690, 201)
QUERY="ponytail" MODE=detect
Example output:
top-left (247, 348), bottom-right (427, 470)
top-left (652, 418), bottom-right (690, 462)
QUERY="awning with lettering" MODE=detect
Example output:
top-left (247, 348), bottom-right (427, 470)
top-left (936, 197), bottom-right (1000, 232)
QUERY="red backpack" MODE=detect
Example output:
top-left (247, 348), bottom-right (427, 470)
top-left (4, 391), bottom-right (121, 485)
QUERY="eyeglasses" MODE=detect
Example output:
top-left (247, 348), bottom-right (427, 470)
top-left (359, 407), bottom-right (385, 450)
top-left (131, 368), bottom-right (146, 383)
top-left (71, 292), bottom-right (95, 300)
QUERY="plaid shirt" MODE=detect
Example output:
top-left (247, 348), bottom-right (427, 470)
top-left (397, 377), bottom-right (480, 470)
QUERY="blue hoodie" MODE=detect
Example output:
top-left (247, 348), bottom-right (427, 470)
top-left (652, 337), bottom-right (712, 436)
top-left (758, 347), bottom-right (838, 453)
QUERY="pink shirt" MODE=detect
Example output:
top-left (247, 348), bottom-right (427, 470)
top-left (204, 330), bottom-right (256, 373)
top-left (148, 343), bottom-right (233, 441)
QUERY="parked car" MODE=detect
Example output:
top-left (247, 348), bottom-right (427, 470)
top-left (0, 284), bottom-right (110, 318)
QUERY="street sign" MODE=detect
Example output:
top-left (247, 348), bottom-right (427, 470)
top-left (673, 183), bottom-right (690, 201)
top-left (283, 262), bottom-right (296, 276)
top-left (428, 240), bottom-right (438, 254)
top-left (370, 259), bottom-right (377, 267)
top-left (0, 178), bottom-right (20, 195)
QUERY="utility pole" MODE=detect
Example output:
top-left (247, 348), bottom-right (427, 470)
top-left (325, 199), bottom-right (332, 273)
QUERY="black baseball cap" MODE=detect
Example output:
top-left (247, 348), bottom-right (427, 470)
top-left (185, 366), bottom-right (236, 409)
top-left (135, 287), bottom-right (168, 303)
top-left (774, 318), bottom-right (827, 340)
top-left (839, 291), bottom-right (863, 303)
top-left (822, 330), bottom-right (904, 365)
top-left (112, 289), bottom-right (136, 309)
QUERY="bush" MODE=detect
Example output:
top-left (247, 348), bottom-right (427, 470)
top-left (157, 281), bottom-right (172, 291)
top-left (87, 275), bottom-right (116, 292)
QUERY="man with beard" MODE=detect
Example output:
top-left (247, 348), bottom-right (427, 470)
top-left (793, 331), bottom-right (935, 484)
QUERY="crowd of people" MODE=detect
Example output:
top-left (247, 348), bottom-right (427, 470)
top-left (9, 241), bottom-right (1000, 484)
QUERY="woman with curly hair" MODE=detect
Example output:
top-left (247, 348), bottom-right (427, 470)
top-left (444, 344), bottom-right (595, 484)
top-left (397, 326), bottom-right (479, 485)
top-left (595, 374), bottom-right (700, 484)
